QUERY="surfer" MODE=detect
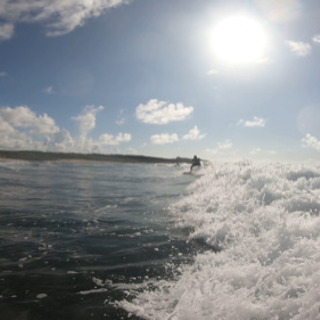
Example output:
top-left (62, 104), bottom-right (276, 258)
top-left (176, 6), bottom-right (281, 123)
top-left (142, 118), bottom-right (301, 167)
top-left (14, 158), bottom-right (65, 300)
top-left (190, 155), bottom-right (201, 172)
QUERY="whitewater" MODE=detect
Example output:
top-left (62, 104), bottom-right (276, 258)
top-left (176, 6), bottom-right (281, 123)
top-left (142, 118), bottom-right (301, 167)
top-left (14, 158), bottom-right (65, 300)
top-left (118, 161), bottom-right (320, 320)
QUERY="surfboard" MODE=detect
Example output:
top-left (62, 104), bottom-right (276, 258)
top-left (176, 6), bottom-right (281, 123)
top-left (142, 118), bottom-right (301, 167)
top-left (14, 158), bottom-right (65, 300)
top-left (183, 169), bottom-right (204, 177)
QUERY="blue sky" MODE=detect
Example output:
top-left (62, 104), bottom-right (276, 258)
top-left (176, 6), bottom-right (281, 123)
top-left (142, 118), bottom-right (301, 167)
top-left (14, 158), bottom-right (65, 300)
top-left (0, 0), bottom-right (320, 160)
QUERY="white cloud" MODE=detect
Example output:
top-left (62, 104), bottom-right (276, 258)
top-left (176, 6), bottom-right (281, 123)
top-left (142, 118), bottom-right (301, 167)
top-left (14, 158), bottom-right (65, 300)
top-left (0, 130), bottom-right (39, 151)
top-left (0, 0), bottom-right (130, 40)
top-left (33, 113), bottom-right (60, 135)
top-left (136, 99), bottom-right (194, 125)
top-left (150, 133), bottom-right (179, 145)
top-left (43, 86), bottom-right (55, 94)
top-left (312, 34), bottom-right (320, 44)
top-left (183, 126), bottom-right (206, 141)
top-left (0, 104), bottom-right (133, 153)
top-left (71, 105), bottom-right (132, 152)
top-left (0, 117), bottom-right (15, 134)
top-left (206, 140), bottom-right (233, 155)
top-left (285, 40), bottom-right (311, 56)
top-left (0, 105), bottom-right (60, 150)
top-left (238, 116), bottom-right (266, 128)
top-left (72, 105), bottom-right (104, 149)
top-left (99, 132), bottom-right (131, 146)
top-left (1, 106), bottom-right (35, 127)
top-left (0, 106), bottom-right (59, 134)
top-left (69, 106), bottom-right (132, 152)
top-left (46, 129), bottom-right (75, 152)
top-left (0, 23), bottom-right (14, 41)
top-left (0, 71), bottom-right (7, 77)
top-left (302, 133), bottom-right (320, 151)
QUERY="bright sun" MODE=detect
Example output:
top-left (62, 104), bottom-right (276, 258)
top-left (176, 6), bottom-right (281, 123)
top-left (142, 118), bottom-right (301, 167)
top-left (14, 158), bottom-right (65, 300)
top-left (211, 15), bottom-right (268, 65)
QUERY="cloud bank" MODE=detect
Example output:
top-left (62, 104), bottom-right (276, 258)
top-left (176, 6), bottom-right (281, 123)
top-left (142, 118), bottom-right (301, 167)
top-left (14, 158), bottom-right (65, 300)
top-left (136, 99), bottom-right (194, 125)
top-left (0, 0), bottom-right (130, 40)
top-left (0, 105), bottom-right (131, 153)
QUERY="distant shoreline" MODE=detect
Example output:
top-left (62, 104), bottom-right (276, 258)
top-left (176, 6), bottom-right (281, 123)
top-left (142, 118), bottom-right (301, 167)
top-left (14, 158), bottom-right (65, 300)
top-left (0, 150), bottom-right (192, 164)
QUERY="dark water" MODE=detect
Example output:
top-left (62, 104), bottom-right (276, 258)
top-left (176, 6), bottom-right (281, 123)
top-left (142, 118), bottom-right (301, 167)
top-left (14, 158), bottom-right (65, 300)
top-left (0, 161), bottom-right (194, 320)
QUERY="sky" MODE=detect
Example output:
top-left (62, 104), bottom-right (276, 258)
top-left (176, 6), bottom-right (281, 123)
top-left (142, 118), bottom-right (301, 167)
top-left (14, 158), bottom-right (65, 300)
top-left (0, 0), bottom-right (320, 161)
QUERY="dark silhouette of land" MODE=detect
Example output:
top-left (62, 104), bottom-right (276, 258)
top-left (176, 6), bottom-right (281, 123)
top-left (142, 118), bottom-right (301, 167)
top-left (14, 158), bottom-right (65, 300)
top-left (0, 150), bottom-right (192, 164)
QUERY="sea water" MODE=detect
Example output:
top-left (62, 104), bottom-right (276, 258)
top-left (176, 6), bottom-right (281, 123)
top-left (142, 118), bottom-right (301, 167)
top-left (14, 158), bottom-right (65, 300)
top-left (1, 160), bottom-right (320, 320)
top-left (0, 160), bottom-right (194, 320)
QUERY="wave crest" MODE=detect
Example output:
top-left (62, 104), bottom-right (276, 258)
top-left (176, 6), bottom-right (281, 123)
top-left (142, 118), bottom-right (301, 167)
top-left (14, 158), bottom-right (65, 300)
top-left (119, 161), bottom-right (320, 320)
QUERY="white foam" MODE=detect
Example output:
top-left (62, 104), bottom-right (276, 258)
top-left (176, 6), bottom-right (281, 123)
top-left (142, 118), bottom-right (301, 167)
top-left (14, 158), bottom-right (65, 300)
top-left (78, 288), bottom-right (109, 296)
top-left (118, 161), bottom-right (320, 320)
top-left (36, 293), bottom-right (47, 299)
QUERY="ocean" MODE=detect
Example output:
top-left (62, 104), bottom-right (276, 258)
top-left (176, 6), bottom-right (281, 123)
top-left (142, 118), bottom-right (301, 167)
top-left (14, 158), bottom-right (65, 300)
top-left (1, 160), bottom-right (320, 320)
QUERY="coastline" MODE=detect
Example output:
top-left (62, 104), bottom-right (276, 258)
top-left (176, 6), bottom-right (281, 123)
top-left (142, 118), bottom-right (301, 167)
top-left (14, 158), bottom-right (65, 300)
top-left (0, 150), bottom-right (192, 164)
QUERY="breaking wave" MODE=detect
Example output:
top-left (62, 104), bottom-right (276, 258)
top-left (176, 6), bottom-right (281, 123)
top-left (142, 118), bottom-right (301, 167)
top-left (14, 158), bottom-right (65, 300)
top-left (118, 161), bottom-right (320, 320)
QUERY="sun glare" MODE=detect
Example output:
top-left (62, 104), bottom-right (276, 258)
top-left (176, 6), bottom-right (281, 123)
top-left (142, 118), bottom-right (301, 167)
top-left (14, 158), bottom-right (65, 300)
top-left (211, 15), bottom-right (268, 65)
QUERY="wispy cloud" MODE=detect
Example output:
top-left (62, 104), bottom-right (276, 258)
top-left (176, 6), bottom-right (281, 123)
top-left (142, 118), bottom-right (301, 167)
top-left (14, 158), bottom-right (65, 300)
top-left (183, 126), bottom-right (206, 141)
top-left (116, 118), bottom-right (126, 125)
top-left (150, 133), bottom-right (179, 145)
top-left (302, 133), bottom-right (320, 151)
top-left (312, 34), bottom-right (320, 44)
top-left (0, 0), bottom-right (130, 40)
top-left (116, 109), bottom-right (126, 125)
top-left (0, 71), bottom-right (7, 77)
top-left (43, 86), bottom-right (55, 94)
top-left (136, 99), bottom-right (193, 125)
top-left (206, 140), bottom-right (233, 155)
top-left (238, 116), bottom-right (266, 128)
top-left (285, 40), bottom-right (311, 56)
top-left (0, 23), bottom-right (14, 41)
top-left (71, 105), bottom-right (131, 151)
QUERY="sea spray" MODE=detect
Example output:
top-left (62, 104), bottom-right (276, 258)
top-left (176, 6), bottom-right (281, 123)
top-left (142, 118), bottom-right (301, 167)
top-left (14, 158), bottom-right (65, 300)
top-left (118, 161), bottom-right (320, 320)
